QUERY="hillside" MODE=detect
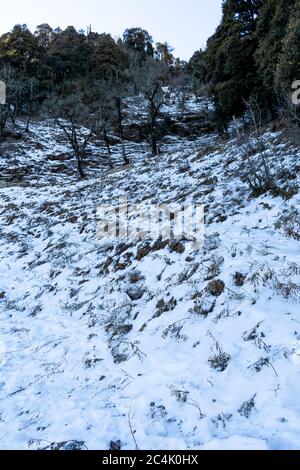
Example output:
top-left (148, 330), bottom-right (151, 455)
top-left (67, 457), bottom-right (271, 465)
top-left (0, 106), bottom-right (299, 450)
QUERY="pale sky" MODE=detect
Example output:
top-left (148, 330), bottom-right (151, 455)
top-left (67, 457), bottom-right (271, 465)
top-left (0, 0), bottom-right (222, 60)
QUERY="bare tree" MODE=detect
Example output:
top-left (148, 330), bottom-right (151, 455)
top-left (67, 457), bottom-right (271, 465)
top-left (101, 68), bottom-right (131, 166)
top-left (115, 94), bottom-right (129, 165)
top-left (53, 96), bottom-right (97, 178)
top-left (279, 92), bottom-right (300, 145)
top-left (93, 80), bottom-right (115, 169)
top-left (170, 71), bottom-right (191, 114)
top-left (137, 59), bottom-right (167, 156)
top-left (146, 82), bottom-right (164, 156)
top-left (0, 66), bottom-right (18, 154)
top-left (232, 98), bottom-right (276, 195)
top-left (23, 77), bottom-right (39, 133)
top-left (245, 97), bottom-right (272, 185)
top-left (0, 104), bottom-right (10, 155)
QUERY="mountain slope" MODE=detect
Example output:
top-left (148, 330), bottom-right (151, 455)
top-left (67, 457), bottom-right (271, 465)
top-left (0, 121), bottom-right (299, 450)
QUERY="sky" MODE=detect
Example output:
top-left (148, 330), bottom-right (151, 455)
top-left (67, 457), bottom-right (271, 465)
top-left (0, 0), bottom-right (223, 60)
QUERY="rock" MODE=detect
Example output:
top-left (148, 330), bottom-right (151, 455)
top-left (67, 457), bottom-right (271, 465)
top-left (115, 242), bottom-right (133, 256)
top-left (51, 164), bottom-right (68, 173)
top-left (169, 240), bottom-right (185, 254)
top-left (207, 279), bottom-right (225, 297)
top-left (154, 297), bottom-right (177, 318)
top-left (127, 289), bottom-right (145, 301)
top-left (136, 243), bottom-right (152, 261)
top-left (203, 176), bottom-right (218, 186)
top-left (115, 263), bottom-right (128, 271)
top-left (113, 325), bottom-right (133, 336)
top-left (178, 162), bottom-right (191, 173)
top-left (152, 239), bottom-right (169, 252)
top-left (156, 299), bottom-right (165, 310)
top-left (47, 153), bottom-right (71, 162)
top-left (0, 291), bottom-right (5, 299)
top-left (2, 129), bottom-right (22, 140)
top-left (68, 216), bottom-right (78, 224)
top-left (113, 354), bottom-right (129, 364)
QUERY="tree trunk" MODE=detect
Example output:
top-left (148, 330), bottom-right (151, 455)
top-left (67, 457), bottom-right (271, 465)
top-left (76, 152), bottom-right (85, 179)
top-left (150, 110), bottom-right (159, 156)
top-left (25, 114), bottom-right (32, 133)
top-left (103, 128), bottom-right (113, 169)
top-left (0, 108), bottom-right (9, 155)
top-left (150, 127), bottom-right (158, 156)
top-left (121, 140), bottom-right (129, 166)
top-left (115, 97), bottom-right (129, 166)
top-left (25, 105), bottom-right (33, 133)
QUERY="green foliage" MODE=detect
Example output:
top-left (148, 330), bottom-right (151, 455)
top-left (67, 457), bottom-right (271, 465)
top-left (46, 26), bottom-right (92, 82)
top-left (155, 42), bottom-right (174, 67)
top-left (254, 0), bottom-right (296, 113)
top-left (0, 24), bottom-right (41, 75)
top-left (204, 0), bottom-right (263, 129)
top-left (188, 50), bottom-right (206, 85)
top-left (275, 1), bottom-right (300, 93)
top-left (123, 28), bottom-right (154, 60)
top-left (189, 0), bottom-right (299, 128)
top-left (0, 23), bottom-right (176, 120)
top-left (90, 33), bottom-right (128, 82)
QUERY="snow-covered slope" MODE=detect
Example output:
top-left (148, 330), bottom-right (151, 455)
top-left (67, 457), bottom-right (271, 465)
top-left (0, 122), bottom-right (299, 450)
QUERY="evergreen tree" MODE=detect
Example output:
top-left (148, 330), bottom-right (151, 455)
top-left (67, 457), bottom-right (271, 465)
top-left (188, 49), bottom-right (207, 98)
top-left (89, 34), bottom-right (128, 82)
top-left (46, 26), bottom-right (91, 82)
top-left (155, 42), bottom-right (174, 67)
top-left (123, 28), bottom-right (154, 60)
top-left (254, 0), bottom-right (296, 115)
top-left (34, 24), bottom-right (54, 49)
top-left (0, 24), bottom-right (40, 75)
top-left (205, 0), bottom-right (263, 129)
top-left (276, 1), bottom-right (300, 94)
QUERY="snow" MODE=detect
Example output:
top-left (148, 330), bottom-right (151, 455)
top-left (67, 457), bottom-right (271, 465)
top-left (0, 109), bottom-right (300, 450)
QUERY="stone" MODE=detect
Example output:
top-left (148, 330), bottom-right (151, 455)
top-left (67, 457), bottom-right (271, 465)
top-left (127, 289), bottom-right (145, 301)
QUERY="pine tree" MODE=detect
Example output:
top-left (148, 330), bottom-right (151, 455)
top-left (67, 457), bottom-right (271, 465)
top-left (34, 24), bottom-right (54, 49)
top-left (155, 42), bottom-right (174, 67)
top-left (276, 1), bottom-right (300, 93)
top-left (123, 28), bottom-right (154, 61)
top-left (254, 0), bottom-right (296, 114)
top-left (47, 26), bottom-right (92, 82)
top-left (188, 49), bottom-right (206, 92)
top-left (205, 0), bottom-right (263, 129)
top-left (89, 34), bottom-right (128, 82)
top-left (0, 24), bottom-right (40, 75)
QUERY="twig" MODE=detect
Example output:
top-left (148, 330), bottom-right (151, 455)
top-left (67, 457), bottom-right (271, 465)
top-left (128, 408), bottom-right (139, 451)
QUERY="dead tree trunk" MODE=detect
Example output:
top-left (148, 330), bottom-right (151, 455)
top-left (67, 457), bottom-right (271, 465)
top-left (146, 83), bottom-right (164, 156)
top-left (55, 112), bottom-right (95, 179)
top-left (97, 101), bottom-right (113, 170)
top-left (0, 105), bottom-right (10, 155)
top-left (115, 97), bottom-right (129, 166)
top-left (103, 128), bottom-right (113, 169)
